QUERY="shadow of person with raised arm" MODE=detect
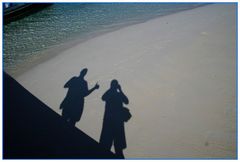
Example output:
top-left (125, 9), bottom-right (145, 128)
top-left (100, 80), bottom-right (131, 159)
top-left (60, 68), bottom-right (99, 126)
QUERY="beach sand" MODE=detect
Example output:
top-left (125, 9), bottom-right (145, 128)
top-left (13, 4), bottom-right (236, 158)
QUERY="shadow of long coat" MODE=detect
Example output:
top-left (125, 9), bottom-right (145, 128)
top-left (60, 76), bottom-right (88, 124)
top-left (100, 81), bottom-right (129, 158)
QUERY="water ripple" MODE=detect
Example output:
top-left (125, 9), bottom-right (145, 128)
top-left (3, 3), bottom-right (206, 72)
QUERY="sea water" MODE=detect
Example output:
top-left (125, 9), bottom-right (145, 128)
top-left (3, 3), bottom-right (207, 73)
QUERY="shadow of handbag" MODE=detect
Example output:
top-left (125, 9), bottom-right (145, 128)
top-left (122, 107), bottom-right (132, 122)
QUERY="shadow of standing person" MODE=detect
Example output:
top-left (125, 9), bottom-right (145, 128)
top-left (100, 80), bottom-right (131, 159)
top-left (60, 68), bottom-right (99, 126)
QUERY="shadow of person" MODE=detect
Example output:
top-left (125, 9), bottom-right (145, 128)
top-left (100, 80), bottom-right (131, 159)
top-left (60, 68), bottom-right (99, 126)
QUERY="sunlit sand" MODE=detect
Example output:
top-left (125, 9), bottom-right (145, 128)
top-left (14, 4), bottom-right (236, 158)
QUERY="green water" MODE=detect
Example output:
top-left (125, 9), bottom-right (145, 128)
top-left (3, 3), bottom-right (206, 72)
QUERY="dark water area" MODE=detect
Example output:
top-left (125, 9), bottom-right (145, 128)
top-left (3, 3), bottom-right (207, 73)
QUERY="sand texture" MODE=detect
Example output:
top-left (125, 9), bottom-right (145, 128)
top-left (14, 4), bottom-right (236, 158)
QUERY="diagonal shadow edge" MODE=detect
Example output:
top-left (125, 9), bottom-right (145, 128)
top-left (3, 71), bottom-right (118, 159)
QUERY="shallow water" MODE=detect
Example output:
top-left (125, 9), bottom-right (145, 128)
top-left (3, 3), bottom-right (206, 73)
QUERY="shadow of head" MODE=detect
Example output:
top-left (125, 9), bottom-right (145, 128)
top-left (79, 68), bottom-right (88, 78)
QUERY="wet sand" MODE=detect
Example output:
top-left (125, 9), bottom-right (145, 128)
top-left (13, 4), bottom-right (236, 158)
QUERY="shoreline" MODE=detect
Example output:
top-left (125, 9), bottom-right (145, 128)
top-left (12, 4), bottom-right (236, 158)
top-left (5, 4), bottom-right (208, 77)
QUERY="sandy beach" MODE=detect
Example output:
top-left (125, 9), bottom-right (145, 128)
top-left (12, 4), bottom-right (236, 158)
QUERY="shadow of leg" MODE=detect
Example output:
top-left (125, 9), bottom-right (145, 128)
top-left (115, 147), bottom-right (124, 159)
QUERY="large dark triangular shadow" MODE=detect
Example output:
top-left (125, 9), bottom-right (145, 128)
top-left (3, 71), bottom-right (117, 159)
